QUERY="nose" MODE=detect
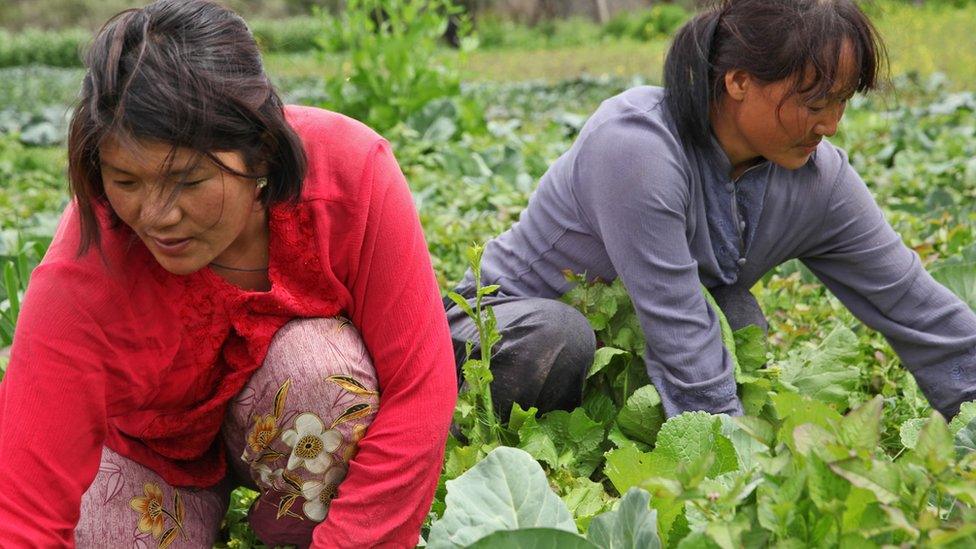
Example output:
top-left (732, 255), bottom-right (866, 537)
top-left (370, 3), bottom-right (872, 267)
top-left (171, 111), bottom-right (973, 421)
top-left (814, 103), bottom-right (845, 138)
top-left (139, 187), bottom-right (183, 229)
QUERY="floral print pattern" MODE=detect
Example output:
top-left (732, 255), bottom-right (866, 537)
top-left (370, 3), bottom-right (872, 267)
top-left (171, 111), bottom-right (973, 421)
top-left (130, 483), bottom-right (166, 538)
top-left (300, 465), bottom-right (347, 521)
top-left (281, 413), bottom-right (342, 474)
top-left (246, 413), bottom-right (279, 455)
top-left (128, 482), bottom-right (187, 548)
top-left (237, 363), bottom-right (377, 525)
top-left (217, 316), bottom-right (381, 541)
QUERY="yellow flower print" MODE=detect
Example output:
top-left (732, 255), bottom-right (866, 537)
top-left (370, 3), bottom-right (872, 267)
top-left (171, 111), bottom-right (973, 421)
top-left (129, 482), bottom-right (166, 538)
top-left (247, 413), bottom-right (280, 454)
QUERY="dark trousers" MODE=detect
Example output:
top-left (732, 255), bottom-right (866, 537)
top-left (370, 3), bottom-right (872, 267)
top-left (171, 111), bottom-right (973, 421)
top-left (444, 283), bottom-right (767, 422)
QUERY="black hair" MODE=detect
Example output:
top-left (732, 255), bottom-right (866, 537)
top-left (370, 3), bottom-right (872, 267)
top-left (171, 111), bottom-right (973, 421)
top-left (663, 0), bottom-right (887, 148)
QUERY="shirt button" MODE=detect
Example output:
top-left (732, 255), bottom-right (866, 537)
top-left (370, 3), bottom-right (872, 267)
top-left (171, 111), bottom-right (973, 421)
top-left (739, 220), bottom-right (746, 232)
top-left (725, 183), bottom-right (734, 192)
top-left (737, 257), bottom-right (747, 266)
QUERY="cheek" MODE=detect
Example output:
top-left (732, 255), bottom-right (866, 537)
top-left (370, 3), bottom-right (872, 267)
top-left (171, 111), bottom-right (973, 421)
top-left (184, 185), bottom-right (248, 231)
top-left (741, 100), bottom-right (788, 144)
top-left (780, 108), bottom-right (812, 140)
top-left (103, 187), bottom-right (139, 226)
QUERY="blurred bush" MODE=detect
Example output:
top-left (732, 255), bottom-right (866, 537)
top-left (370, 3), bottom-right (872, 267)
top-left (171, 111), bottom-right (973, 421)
top-left (602, 4), bottom-right (690, 42)
top-left (316, 0), bottom-right (485, 134)
top-left (249, 17), bottom-right (330, 53)
top-left (0, 28), bottom-right (90, 68)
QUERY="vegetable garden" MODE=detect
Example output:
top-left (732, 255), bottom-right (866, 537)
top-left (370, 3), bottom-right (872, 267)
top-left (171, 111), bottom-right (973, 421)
top-left (1, 1), bottom-right (976, 547)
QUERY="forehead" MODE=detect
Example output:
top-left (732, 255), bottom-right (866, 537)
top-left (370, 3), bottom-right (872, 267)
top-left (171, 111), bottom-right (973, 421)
top-left (99, 136), bottom-right (201, 174)
top-left (799, 39), bottom-right (860, 99)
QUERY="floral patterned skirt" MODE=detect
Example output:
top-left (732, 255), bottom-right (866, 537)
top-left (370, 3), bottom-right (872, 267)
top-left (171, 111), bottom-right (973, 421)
top-left (75, 317), bottom-right (380, 548)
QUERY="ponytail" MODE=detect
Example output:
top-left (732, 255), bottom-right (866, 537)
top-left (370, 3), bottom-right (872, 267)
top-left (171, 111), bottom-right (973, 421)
top-left (664, 8), bottom-right (723, 148)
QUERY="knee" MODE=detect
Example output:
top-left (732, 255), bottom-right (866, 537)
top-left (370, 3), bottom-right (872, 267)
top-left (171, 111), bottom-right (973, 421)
top-left (520, 300), bottom-right (596, 377)
top-left (225, 317), bottom-right (379, 498)
top-left (259, 317), bottom-right (378, 391)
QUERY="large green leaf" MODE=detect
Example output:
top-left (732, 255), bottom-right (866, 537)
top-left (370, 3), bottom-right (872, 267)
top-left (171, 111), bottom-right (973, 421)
top-left (604, 446), bottom-right (673, 494)
top-left (899, 418), bottom-right (928, 450)
top-left (466, 528), bottom-right (597, 549)
top-left (718, 415), bottom-right (770, 471)
top-left (587, 488), bottom-right (661, 549)
top-left (588, 347), bottom-right (630, 379)
top-left (772, 391), bottom-right (843, 451)
top-left (838, 396), bottom-right (883, 451)
top-left (428, 447), bottom-right (577, 549)
top-left (733, 325), bottom-right (767, 375)
top-left (510, 403), bottom-right (561, 468)
top-left (932, 261), bottom-right (976, 312)
top-left (954, 416), bottom-right (976, 459)
top-left (653, 412), bottom-right (739, 478)
top-left (911, 411), bottom-right (955, 474)
top-left (949, 400), bottom-right (976, 435)
top-left (582, 390), bottom-right (619, 426)
top-left (605, 410), bottom-right (739, 544)
top-left (615, 384), bottom-right (665, 446)
top-left (829, 459), bottom-right (901, 505)
top-left (561, 477), bottom-right (609, 530)
top-left (778, 326), bottom-right (860, 407)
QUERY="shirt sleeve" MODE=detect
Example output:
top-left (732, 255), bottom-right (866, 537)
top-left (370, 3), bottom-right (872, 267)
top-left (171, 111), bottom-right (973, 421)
top-left (574, 114), bottom-right (743, 417)
top-left (0, 264), bottom-right (110, 547)
top-left (801, 158), bottom-right (976, 419)
top-left (311, 141), bottom-right (457, 548)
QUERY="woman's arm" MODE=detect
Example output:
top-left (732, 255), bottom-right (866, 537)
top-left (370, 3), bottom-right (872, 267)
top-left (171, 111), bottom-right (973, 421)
top-left (801, 156), bottom-right (976, 418)
top-left (574, 114), bottom-right (742, 417)
top-left (0, 264), bottom-right (110, 546)
top-left (310, 141), bottom-right (456, 548)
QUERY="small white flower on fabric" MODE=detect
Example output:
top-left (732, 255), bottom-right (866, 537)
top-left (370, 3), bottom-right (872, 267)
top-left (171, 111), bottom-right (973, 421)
top-left (252, 463), bottom-right (284, 488)
top-left (301, 465), bottom-right (347, 522)
top-left (281, 412), bottom-right (342, 473)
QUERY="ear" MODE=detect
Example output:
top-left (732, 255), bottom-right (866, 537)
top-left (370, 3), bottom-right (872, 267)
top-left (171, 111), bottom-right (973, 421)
top-left (723, 69), bottom-right (751, 101)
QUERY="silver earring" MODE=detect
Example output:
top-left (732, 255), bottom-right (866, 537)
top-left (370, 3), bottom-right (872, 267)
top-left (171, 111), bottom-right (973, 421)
top-left (256, 177), bottom-right (268, 189)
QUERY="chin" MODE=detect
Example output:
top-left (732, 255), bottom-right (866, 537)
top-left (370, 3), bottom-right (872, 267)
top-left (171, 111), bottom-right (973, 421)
top-left (152, 256), bottom-right (206, 276)
top-left (772, 153), bottom-right (814, 171)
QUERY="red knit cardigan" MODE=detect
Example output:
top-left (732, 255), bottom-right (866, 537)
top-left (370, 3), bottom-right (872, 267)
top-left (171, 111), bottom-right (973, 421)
top-left (0, 106), bottom-right (457, 548)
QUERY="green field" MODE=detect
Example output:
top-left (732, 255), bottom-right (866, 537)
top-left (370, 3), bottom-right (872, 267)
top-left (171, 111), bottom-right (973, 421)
top-left (1, 1), bottom-right (976, 547)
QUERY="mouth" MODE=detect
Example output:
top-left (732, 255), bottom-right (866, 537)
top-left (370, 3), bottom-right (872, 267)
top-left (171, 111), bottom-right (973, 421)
top-left (148, 235), bottom-right (192, 255)
top-left (798, 139), bottom-right (822, 151)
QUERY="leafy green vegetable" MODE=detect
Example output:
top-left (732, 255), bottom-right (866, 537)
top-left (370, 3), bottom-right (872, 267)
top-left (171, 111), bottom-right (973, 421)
top-left (428, 447), bottom-right (577, 549)
top-left (535, 408), bottom-right (606, 477)
top-left (466, 528), bottom-right (597, 549)
top-left (615, 384), bottom-right (664, 446)
top-left (777, 326), bottom-right (861, 407)
top-left (586, 488), bottom-right (661, 549)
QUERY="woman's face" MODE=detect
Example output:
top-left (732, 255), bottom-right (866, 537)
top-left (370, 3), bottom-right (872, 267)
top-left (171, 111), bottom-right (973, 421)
top-left (100, 138), bottom-right (265, 275)
top-left (716, 41), bottom-right (857, 175)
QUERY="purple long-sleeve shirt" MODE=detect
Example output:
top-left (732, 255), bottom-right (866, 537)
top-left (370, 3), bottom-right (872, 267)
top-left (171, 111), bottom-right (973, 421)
top-left (471, 85), bottom-right (976, 418)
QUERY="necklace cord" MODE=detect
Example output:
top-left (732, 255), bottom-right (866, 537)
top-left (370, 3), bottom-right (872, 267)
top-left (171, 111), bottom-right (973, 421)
top-left (209, 261), bottom-right (269, 272)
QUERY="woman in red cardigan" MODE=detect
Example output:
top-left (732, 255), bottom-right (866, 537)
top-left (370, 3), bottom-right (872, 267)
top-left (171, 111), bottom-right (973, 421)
top-left (0, 0), bottom-right (457, 547)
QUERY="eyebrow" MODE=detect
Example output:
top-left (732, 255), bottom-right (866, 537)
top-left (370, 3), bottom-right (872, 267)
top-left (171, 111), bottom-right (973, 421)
top-left (101, 162), bottom-right (207, 178)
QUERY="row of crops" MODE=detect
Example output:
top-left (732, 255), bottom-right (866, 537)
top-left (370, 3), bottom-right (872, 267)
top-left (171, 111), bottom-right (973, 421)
top-left (1, 1), bottom-right (976, 546)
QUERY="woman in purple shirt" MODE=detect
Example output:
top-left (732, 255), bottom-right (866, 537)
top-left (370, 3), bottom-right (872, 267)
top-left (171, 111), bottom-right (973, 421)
top-left (446, 0), bottom-right (976, 420)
